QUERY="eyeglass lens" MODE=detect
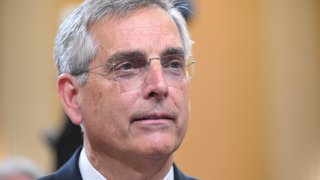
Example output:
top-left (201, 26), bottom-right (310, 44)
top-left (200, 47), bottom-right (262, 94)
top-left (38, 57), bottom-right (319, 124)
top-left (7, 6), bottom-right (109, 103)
top-left (93, 54), bottom-right (195, 91)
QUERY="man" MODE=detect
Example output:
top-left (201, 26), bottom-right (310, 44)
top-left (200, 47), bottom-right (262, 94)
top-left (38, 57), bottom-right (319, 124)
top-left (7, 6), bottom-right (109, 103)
top-left (40, 0), bottom-right (196, 179)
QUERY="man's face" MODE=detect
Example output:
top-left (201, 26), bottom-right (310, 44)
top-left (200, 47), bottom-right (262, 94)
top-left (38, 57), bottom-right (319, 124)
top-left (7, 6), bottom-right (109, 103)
top-left (79, 7), bottom-right (189, 159)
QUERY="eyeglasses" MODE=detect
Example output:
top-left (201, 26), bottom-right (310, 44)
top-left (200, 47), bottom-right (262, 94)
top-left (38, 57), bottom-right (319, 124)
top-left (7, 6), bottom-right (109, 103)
top-left (83, 54), bottom-right (196, 91)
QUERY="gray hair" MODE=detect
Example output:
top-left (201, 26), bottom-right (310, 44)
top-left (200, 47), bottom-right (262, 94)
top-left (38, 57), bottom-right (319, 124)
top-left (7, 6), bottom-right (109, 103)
top-left (55, 0), bottom-right (193, 85)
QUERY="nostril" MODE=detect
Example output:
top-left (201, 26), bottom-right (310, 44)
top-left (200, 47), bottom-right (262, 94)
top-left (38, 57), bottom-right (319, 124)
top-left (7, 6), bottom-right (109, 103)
top-left (148, 92), bottom-right (157, 98)
top-left (147, 88), bottom-right (168, 100)
top-left (164, 91), bottom-right (169, 98)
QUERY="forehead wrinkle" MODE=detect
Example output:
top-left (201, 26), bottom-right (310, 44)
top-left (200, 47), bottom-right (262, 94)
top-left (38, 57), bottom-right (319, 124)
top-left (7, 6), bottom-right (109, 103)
top-left (111, 25), bottom-right (177, 43)
top-left (104, 33), bottom-right (181, 59)
top-left (118, 25), bottom-right (174, 32)
top-left (90, 7), bottom-right (183, 65)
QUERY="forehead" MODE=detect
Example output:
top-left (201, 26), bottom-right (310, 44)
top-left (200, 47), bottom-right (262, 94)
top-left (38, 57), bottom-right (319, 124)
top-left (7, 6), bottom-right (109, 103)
top-left (89, 7), bottom-right (183, 57)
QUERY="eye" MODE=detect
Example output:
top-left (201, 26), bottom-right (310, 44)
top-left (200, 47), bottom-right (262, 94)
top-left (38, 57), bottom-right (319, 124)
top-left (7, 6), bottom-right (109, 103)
top-left (113, 56), bottom-right (140, 71)
top-left (168, 60), bottom-right (183, 69)
top-left (114, 61), bottom-right (134, 71)
top-left (112, 55), bottom-right (146, 73)
top-left (162, 55), bottom-right (185, 69)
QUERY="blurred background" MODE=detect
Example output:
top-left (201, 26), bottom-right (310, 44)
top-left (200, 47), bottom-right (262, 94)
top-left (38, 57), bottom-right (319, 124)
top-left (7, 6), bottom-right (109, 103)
top-left (0, 0), bottom-right (319, 179)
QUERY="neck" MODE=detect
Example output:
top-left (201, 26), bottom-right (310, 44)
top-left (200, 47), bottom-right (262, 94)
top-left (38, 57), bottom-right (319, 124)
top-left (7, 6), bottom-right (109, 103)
top-left (84, 140), bottom-right (174, 180)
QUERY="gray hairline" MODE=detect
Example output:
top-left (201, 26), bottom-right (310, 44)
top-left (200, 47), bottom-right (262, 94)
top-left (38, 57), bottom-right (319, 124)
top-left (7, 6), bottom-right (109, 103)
top-left (55, 1), bottom-right (193, 86)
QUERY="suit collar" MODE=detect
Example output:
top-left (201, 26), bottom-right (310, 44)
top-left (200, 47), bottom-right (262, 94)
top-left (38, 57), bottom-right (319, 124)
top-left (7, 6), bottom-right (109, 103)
top-left (53, 147), bottom-right (82, 180)
top-left (51, 147), bottom-right (195, 180)
top-left (173, 163), bottom-right (193, 180)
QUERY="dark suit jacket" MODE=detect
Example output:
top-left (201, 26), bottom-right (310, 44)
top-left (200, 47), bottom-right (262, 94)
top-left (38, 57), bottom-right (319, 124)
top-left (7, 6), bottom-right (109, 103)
top-left (39, 148), bottom-right (197, 180)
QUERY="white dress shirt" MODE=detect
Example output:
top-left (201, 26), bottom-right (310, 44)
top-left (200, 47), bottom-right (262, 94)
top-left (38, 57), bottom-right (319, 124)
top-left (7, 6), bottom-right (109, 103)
top-left (79, 148), bottom-right (174, 180)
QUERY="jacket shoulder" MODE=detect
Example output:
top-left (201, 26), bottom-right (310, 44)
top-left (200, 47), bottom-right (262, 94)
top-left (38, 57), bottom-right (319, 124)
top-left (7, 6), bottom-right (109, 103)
top-left (37, 147), bottom-right (83, 180)
top-left (173, 164), bottom-right (199, 180)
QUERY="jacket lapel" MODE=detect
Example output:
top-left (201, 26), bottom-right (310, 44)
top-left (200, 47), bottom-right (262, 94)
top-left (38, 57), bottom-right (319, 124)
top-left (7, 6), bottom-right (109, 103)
top-left (53, 147), bottom-right (83, 180)
top-left (173, 164), bottom-right (196, 180)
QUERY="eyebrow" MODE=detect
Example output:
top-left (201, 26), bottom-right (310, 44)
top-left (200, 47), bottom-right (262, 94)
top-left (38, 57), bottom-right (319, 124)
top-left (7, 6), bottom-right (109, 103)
top-left (105, 50), bottom-right (145, 63)
top-left (160, 47), bottom-right (185, 57)
top-left (105, 46), bottom-right (185, 63)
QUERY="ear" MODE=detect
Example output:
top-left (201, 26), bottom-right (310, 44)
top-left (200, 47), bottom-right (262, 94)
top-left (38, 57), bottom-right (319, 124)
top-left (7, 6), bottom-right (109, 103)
top-left (57, 74), bottom-right (83, 125)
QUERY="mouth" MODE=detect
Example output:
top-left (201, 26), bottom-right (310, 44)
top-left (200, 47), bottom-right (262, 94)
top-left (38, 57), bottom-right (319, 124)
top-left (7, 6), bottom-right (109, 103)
top-left (130, 113), bottom-right (175, 124)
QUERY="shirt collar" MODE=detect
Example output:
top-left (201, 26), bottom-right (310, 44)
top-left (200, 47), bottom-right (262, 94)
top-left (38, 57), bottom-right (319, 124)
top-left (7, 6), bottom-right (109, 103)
top-left (79, 148), bottom-right (106, 180)
top-left (78, 148), bottom-right (174, 180)
top-left (164, 166), bottom-right (174, 180)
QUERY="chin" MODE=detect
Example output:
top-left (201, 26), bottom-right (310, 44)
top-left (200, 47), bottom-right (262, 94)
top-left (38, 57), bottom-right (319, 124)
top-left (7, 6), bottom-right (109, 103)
top-left (137, 136), bottom-right (181, 159)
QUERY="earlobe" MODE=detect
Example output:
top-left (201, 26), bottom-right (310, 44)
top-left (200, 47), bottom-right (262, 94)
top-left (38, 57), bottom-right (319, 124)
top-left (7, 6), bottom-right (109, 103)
top-left (57, 74), bottom-right (83, 125)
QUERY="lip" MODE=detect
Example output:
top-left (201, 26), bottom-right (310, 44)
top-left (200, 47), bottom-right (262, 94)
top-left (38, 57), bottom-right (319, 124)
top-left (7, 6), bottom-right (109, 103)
top-left (130, 113), bottom-right (175, 124)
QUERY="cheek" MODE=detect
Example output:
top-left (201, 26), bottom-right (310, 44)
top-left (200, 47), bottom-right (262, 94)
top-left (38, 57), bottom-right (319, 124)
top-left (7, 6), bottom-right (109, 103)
top-left (80, 80), bottom-right (113, 123)
top-left (92, 91), bottom-right (104, 115)
top-left (82, 83), bottom-right (127, 140)
top-left (88, 83), bottom-right (137, 126)
top-left (171, 81), bottom-right (190, 124)
top-left (173, 80), bottom-right (189, 107)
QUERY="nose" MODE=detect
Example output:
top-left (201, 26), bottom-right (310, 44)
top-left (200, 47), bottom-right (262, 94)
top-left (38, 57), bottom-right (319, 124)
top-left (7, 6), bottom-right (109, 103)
top-left (142, 59), bottom-right (169, 101)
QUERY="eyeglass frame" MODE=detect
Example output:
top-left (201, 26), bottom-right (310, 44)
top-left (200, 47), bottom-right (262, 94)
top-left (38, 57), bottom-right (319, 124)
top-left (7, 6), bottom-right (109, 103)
top-left (73, 53), bottom-right (196, 90)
